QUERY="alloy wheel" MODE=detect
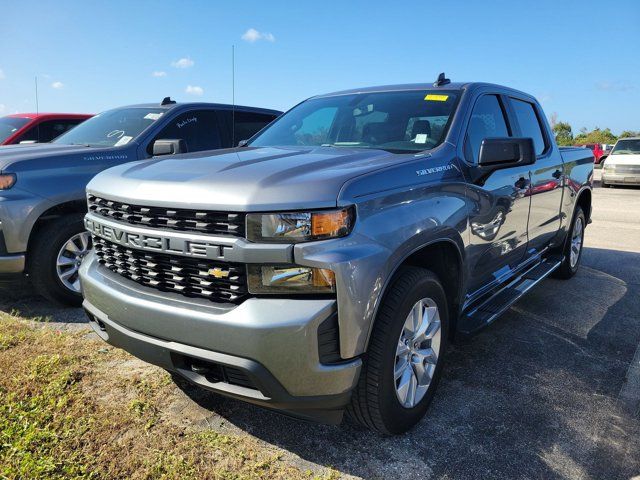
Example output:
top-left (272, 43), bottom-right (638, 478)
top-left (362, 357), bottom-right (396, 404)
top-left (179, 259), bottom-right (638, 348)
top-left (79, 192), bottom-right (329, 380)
top-left (570, 216), bottom-right (584, 269)
top-left (56, 232), bottom-right (92, 293)
top-left (394, 297), bottom-right (442, 408)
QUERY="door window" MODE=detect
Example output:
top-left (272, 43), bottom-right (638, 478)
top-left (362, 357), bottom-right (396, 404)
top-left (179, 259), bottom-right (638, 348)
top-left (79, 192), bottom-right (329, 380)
top-left (150, 110), bottom-right (221, 154)
top-left (510, 98), bottom-right (546, 155)
top-left (466, 95), bottom-right (510, 163)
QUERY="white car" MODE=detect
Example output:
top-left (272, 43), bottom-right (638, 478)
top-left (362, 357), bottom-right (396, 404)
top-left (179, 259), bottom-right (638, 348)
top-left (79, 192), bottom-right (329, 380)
top-left (601, 137), bottom-right (640, 187)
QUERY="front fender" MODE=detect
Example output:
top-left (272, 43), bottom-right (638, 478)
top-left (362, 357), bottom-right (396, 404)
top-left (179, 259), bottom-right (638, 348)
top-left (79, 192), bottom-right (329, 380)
top-left (295, 182), bottom-right (468, 359)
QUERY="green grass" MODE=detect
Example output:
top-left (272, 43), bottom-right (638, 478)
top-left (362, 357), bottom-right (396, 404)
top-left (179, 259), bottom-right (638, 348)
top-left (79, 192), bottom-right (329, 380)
top-left (0, 315), bottom-right (339, 479)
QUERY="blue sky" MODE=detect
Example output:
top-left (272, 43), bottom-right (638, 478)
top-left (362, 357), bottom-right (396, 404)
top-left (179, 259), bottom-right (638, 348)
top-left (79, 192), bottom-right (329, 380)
top-left (0, 0), bottom-right (638, 133)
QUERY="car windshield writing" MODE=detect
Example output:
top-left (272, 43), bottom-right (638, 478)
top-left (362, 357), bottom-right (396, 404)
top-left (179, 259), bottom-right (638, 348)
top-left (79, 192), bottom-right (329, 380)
top-left (54, 108), bottom-right (164, 147)
top-left (249, 90), bottom-right (459, 153)
top-left (0, 117), bottom-right (30, 143)
top-left (611, 139), bottom-right (640, 155)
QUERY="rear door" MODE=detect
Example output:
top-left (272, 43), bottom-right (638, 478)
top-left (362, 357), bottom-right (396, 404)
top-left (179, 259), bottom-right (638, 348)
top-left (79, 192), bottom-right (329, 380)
top-left (216, 110), bottom-right (279, 147)
top-left (507, 96), bottom-right (564, 253)
top-left (464, 93), bottom-right (532, 296)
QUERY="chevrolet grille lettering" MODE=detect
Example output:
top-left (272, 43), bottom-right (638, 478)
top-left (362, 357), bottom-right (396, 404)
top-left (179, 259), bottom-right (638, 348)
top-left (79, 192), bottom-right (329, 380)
top-left (85, 217), bottom-right (224, 260)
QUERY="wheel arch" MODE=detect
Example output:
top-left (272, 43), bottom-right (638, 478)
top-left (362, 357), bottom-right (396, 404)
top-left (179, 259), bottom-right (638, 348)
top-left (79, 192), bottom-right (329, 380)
top-left (26, 200), bottom-right (87, 268)
top-left (364, 236), bottom-right (465, 350)
top-left (575, 187), bottom-right (592, 224)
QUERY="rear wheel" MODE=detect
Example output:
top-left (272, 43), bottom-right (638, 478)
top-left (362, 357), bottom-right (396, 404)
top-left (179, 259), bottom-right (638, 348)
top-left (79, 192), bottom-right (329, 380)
top-left (29, 214), bottom-right (91, 306)
top-left (347, 267), bottom-right (448, 435)
top-left (554, 207), bottom-right (585, 279)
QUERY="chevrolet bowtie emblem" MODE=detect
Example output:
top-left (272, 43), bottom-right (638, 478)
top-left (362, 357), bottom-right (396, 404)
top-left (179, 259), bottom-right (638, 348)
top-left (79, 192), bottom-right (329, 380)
top-left (208, 267), bottom-right (230, 279)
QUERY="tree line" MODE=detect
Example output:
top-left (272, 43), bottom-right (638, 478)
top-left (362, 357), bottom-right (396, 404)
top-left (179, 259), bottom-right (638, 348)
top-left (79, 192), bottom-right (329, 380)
top-left (549, 113), bottom-right (639, 146)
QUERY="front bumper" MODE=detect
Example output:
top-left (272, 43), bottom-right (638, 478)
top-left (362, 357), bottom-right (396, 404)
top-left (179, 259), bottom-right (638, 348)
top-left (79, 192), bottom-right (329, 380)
top-left (602, 171), bottom-right (640, 186)
top-left (79, 253), bottom-right (361, 423)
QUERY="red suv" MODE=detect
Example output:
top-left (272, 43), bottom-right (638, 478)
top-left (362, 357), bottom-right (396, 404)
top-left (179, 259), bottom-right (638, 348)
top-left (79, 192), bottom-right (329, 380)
top-left (0, 113), bottom-right (92, 145)
top-left (578, 143), bottom-right (604, 164)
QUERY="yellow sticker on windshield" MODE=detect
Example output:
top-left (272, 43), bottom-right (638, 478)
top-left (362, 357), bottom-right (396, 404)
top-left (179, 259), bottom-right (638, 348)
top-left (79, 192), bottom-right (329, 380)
top-left (425, 94), bottom-right (449, 102)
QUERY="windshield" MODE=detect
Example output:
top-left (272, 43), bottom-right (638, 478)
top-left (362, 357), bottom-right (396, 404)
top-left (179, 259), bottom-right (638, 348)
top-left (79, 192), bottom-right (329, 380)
top-left (54, 108), bottom-right (164, 147)
top-left (0, 117), bottom-right (30, 143)
top-left (249, 90), bottom-right (459, 153)
top-left (611, 139), bottom-right (640, 155)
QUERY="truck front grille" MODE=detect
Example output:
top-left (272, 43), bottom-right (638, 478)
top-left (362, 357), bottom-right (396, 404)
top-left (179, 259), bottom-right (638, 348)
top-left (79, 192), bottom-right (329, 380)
top-left (92, 236), bottom-right (248, 304)
top-left (88, 195), bottom-right (245, 237)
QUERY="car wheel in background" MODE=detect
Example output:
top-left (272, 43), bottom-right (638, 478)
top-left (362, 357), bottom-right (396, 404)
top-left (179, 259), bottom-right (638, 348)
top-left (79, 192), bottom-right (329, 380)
top-left (28, 213), bottom-right (91, 306)
top-left (347, 266), bottom-right (448, 435)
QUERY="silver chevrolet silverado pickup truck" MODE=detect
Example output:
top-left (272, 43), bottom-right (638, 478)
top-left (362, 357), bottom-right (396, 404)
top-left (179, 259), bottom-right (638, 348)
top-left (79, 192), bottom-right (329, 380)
top-left (80, 76), bottom-right (594, 434)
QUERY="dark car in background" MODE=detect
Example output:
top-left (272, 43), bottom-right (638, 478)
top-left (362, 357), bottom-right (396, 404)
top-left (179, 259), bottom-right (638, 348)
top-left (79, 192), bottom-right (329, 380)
top-left (0, 113), bottom-right (93, 145)
top-left (0, 98), bottom-right (281, 305)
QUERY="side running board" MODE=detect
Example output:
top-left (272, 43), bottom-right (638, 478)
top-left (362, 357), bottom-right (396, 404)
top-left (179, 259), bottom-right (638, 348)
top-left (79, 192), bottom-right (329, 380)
top-left (458, 256), bottom-right (562, 335)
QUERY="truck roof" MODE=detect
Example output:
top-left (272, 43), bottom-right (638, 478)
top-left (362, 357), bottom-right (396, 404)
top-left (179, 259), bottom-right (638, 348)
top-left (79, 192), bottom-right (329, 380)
top-left (316, 82), bottom-right (536, 100)
top-left (118, 102), bottom-right (282, 116)
top-left (6, 113), bottom-right (93, 119)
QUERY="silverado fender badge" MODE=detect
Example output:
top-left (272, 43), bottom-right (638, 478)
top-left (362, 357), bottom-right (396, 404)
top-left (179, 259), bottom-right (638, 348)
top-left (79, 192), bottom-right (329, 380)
top-left (416, 164), bottom-right (454, 176)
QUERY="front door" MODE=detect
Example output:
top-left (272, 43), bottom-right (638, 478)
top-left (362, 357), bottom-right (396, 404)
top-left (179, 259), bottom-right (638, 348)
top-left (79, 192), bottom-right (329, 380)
top-left (464, 94), bottom-right (532, 296)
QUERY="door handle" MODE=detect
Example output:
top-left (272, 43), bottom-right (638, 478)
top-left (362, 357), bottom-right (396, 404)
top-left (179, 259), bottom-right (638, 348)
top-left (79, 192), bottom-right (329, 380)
top-left (552, 169), bottom-right (563, 179)
top-left (514, 177), bottom-right (530, 190)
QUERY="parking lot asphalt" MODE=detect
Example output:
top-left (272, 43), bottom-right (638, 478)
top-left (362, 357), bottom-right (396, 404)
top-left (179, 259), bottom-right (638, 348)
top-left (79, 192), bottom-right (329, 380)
top-left (1, 171), bottom-right (639, 480)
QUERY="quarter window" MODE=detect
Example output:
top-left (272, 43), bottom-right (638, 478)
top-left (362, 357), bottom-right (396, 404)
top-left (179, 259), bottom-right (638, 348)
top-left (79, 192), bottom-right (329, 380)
top-left (232, 111), bottom-right (277, 145)
top-left (466, 95), bottom-right (510, 163)
top-left (510, 98), bottom-right (546, 156)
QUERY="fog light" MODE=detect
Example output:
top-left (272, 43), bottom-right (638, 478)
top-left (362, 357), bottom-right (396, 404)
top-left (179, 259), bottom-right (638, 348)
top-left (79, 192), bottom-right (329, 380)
top-left (247, 265), bottom-right (336, 294)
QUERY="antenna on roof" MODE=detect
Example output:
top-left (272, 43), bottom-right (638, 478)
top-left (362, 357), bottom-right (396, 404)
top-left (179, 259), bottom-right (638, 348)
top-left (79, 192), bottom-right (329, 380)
top-left (232, 44), bottom-right (236, 147)
top-left (433, 72), bottom-right (451, 87)
top-left (161, 96), bottom-right (176, 106)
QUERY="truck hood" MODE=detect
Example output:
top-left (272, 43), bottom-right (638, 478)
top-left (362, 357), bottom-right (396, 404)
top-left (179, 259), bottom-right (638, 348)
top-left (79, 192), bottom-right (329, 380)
top-left (0, 143), bottom-right (127, 172)
top-left (88, 146), bottom-right (413, 211)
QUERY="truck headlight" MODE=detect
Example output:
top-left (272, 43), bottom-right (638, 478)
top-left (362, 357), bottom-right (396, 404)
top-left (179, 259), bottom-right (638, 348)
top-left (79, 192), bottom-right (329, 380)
top-left (0, 173), bottom-right (16, 190)
top-left (247, 265), bottom-right (336, 294)
top-left (246, 207), bottom-right (354, 243)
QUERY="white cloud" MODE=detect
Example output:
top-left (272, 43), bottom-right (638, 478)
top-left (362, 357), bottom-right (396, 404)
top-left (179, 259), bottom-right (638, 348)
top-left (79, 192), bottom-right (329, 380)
top-left (185, 85), bottom-right (204, 96)
top-left (171, 57), bottom-right (194, 69)
top-left (0, 104), bottom-right (5, 113)
top-left (152, 71), bottom-right (167, 77)
top-left (51, 81), bottom-right (64, 89)
top-left (241, 28), bottom-right (276, 43)
top-left (596, 81), bottom-right (635, 92)
top-left (0, 69), bottom-right (5, 80)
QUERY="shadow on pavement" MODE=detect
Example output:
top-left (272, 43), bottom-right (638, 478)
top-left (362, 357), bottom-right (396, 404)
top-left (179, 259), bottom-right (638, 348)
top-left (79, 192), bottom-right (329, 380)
top-left (0, 277), bottom-right (87, 324)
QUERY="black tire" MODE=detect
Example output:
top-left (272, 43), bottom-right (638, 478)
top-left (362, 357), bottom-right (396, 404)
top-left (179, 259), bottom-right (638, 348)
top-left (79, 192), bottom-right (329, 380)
top-left (347, 266), bottom-right (449, 435)
top-left (28, 213), bottom-right (88, 306)
top-left (554, 207), bottom-right (586, 280)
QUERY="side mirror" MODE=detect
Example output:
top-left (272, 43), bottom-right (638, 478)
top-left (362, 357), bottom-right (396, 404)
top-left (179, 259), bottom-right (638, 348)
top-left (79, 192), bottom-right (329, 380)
top-left (152, 139), bottom-right (187, 156)
top-left (237, 139), bottom-right (249, 147)
top-left (478, 137), bottom-right (535, 170)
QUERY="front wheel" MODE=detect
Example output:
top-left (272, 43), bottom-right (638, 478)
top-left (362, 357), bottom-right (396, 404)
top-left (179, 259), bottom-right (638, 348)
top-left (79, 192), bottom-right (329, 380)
top-left (347, 267), bottom-right (448, 435)
top-left (28, 214), bottom-right (92, 306)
